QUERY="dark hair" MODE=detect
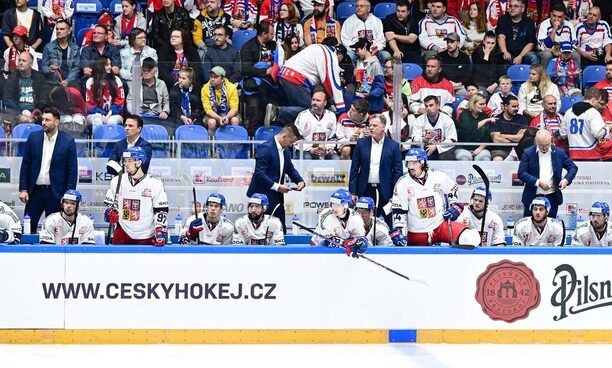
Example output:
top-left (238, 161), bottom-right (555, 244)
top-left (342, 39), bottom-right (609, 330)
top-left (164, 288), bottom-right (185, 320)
top-left (127, 27), bottom-right (145, 47)
top-left (429, 0), bottom-right (447, 7)
top-left (170, 27), bottom-right (194, 48)
top-left (321, 36), bottom-right (338, 47)
top-left (256, 21), bottom-right (273, 35)
top-left (465, 81), bottom-right (479, 90)
top-left (124, 0), bottom-right (138, 6)
top-left (606, 60), bottom-right (612, 66)
top-left (282, 33), bottom-right (301, 59)
top-left (42, 106), bottom-right (61, 120)
top-left (125, 114), bottom-right (144, 128)
top-left (311, 85), bottom-right (329, 100)
top-left (424, 95), bottom-right (440, 104)
top-left (352, 98), bottom-right (370, 114)
top-left (551, 3), bottom-right (566, 14)
top-left (56, 19), bottom-right (71, 28)
top-left (282, 124), bottom-right (303, 140)
top-left (91, 56), bottom-right (118, 103)
top-left (213, 24), bottom-right (230, 36)
top-left (502, 94), bottom-right (519, 105)
top-left (395, 0), bottom-right (409, 9)
top-left (94, 24), bottom-right (108, 33)
top-left (142, 57), bottom-right (157, 70)
top-left (425, 54), bottom-right (442, 65)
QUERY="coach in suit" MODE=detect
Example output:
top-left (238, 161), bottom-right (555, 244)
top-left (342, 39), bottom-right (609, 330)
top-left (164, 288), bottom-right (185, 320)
top-left (349, 114), bottom-right (403, 228)
top-left (106, 115), bottom-right (153, 175)
top-left (18, 107), bottom-right (78, 229)
top-left (247, 124), bottom-right (305, 231)
top-left (518, 129), bottom-right (578, 218)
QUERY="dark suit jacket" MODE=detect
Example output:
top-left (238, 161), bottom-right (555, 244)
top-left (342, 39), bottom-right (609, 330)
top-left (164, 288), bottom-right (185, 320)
top-left (19, 130), bottom-right (78, 200)
top-left (518, 145), bottom-right (578, 206)
top-left (247, 137), bottom-right (303, 205)
top-left (106, 137), bottom-right (153, 175)
top-left (349, 136), bottom-right (403, 203)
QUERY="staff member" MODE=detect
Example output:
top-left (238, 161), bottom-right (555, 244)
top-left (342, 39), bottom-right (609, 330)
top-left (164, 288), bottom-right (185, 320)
top-left (106, 114), bottom-right (153, 175)
top-left (18, 106), bottom-right (78, 230)
top-left (247, 124), bottom-right (305, 231)
top-left (349, 114), bottom-right (403, 228)
top-left (518, 129), bottom-right (578, 218)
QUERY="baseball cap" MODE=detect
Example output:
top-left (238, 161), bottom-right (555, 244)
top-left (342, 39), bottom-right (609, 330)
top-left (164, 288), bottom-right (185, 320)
top-left (560, 42), bottom-right (573, 53)
top-left (350, 37), bottom-right (372, 51)
top-left (444, 32), bottom-right (460, 42)
top-left (12, 25), bottom-right (28, 37)
top-left (210, 66), bottom-right (226, 77)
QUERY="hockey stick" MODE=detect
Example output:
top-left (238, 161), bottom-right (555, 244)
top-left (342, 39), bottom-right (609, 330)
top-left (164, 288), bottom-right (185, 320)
top-left (472, 164), bottom-right (490, 246)
top-left (561, 220), bottom-right (566, 247)
top-left (265, 203), bottom-right (281, 245)
top-left (106, 168), bottom-right (123, 244)
top-left (292, 221), bottom-right (427, 285)
top-left (373, 187), bottom-right (379, 246)
top-left (192, 187), bottom-right (201, 245)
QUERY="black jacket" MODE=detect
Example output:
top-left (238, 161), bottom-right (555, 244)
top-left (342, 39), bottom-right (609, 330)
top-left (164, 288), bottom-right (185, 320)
top-left (240, 36), bottom-right (276, 78)
top-left (158, 45), bottom-right (202, 89)
top-left (169, 84), bottom-right (203, 121)
top-left (4, 69), bottom-right (49, 110)
top-left (150, 6), bottom-right (194, 54)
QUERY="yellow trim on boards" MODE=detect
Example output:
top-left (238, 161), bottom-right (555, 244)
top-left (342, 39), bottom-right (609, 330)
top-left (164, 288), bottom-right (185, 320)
top-left (417, 330), bottom-right (612, 344)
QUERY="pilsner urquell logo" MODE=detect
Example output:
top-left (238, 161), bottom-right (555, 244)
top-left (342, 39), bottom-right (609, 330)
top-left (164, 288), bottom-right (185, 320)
top-left (551, 264), bottom-right (612, 321)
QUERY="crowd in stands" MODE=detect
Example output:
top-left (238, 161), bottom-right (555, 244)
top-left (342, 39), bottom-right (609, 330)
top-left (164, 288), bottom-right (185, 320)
top-left (0, 0), bottom-right (611, 160)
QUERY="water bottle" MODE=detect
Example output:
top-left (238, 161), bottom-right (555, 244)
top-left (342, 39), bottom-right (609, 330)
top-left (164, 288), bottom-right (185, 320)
top-left (23, 214), bottom-right (31, 235)
top-left (175, 214), bottom-right (183, 236)
top-left (505, 216), bottom-right (514, 237)
top-left (292, 214), bottom-right (299, 235)
top-left (568, 206), bottom-right (577, 230)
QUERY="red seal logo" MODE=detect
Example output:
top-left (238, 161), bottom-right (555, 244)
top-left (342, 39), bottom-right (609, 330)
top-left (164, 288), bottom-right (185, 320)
top-left (475, 260), bottom-right (540, 323)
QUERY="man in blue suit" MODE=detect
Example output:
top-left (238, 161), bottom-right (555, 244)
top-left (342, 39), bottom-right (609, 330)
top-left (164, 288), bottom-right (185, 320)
top-left (247, 124), bottom-right (305, 231)
top-left (518, 129), bottom-right (578, 218)
top-left (106, 115), bottom-right (153, 175)
top-left (18, 107), bottom-right (78, 230)
top-left (349, 114), bottom-right (404, 228)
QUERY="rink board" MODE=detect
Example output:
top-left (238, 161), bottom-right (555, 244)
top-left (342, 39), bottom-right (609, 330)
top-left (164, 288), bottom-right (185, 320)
top-left (2, 246), bottom-right (612, 343)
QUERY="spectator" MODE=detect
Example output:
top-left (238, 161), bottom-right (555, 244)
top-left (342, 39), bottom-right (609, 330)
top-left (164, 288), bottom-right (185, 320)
top-left (471, 30), bottom-right (504, 94)
top-left (293, 90), bottom-right (346, 159)
top-left (594, 60), bottom-right (612, 100)
top-left (151, 0), bottom-right (193, 54)
top-left (409, 55), bottom-right (455, 116)
top-left (438, 32), bottom-right (472, 95)
top-left (260, 0), bottom-right (297, 22)
top-left (303, 0), bottom-right (341, 46)
top-left (537, 3), bottom-right (578, 68)
top-left (448, 0), bottom-right (485, 21)
top-left (3, 52), bottom-right (49, 127)
top-left (530, 94), bottom-right (566, 150)
top-left (518, 64), bottom-right (561, 119)
top-left (383, 0), bottom-right (422, 64)
top-left (548, 42), bottom-right (583, 97)
top-left (462, 1), bottom-right (488, 54)
top-left (2, 0), bottom-right (43, 51)
top-left (202, 66), bottom-right (241, 137)
top-left (487, 74), bottom-right (515, 115)
top-left (80, 11), bottom-right (117, 47)
top-left (455, 93), bottom-right (495, 161)
top-left (41, 20), bottom-right (80, 88)
top-left (575, 6), bottom-right (612, 67)
top-left (113, 0), bottom-right (147, 49)
top-left (126, 58), bottom-right (172, 133)
top-left (223, 0), bottom-right (257, 29)
top-left (48, 81), bottom-right (87, 138)
top-left (202, 25), bottom-right (241, 83)
top-left (418, 0), bottom-right (467, 56)
top-left (119, 28), bottom-right (159, 83)
top-left (282, 33), bottom-right (303, 60)
top-left (565, 0), bottom-right (592, 22)
top-left (351, 38), bottom-right (385, 113)
top-left (341, 0), bottom-right (388, 63)
top-left (80, 24), bottom-right (122, 85)
top-left (337, 98), bottom-right (370, 159)
top-left (3, 26), bottom-right (39, 73)
top-left (410, 95), bottom-right (458, 160)
top-left (496, 0), bottom-right (539, 65)
top-left (85, 56), bottom-right (125, 130)
top-left (169, 67), bottom-right (204, 126)
top-left (296, 0), bottom-right (333, 20)
top-left (337, 44), bottom-right (355, 101)
top-left (159, 28), bottom-right (202, 89)
top-left (454, 81), bottom-right (481, 118)
top-left (382, 57), bottom-right (412, 111)
top-left (193, 0), bottom-right (233, 53)
top-left (272, 3), bottom-right (303, 46)
top-left (106, 115), bottom-right (153, 175)
top-left (489, 94), bottom-right (529, 160)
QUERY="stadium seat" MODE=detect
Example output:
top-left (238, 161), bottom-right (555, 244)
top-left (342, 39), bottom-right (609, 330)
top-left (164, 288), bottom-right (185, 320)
top-left (451, 96), bottom-right (464, 114)
top-left (254, 126), bottom-right (282, 146)
top-left (175, 125), bottom-right (210, 158)
top-left (232, 30), bottom-right (256, 50)
top-left (507, 64), bottom-right (530, 94)
top-left (373, 2), bottom-right (396, 19)
top-left (93, 125), bottom-right (126, 158)
top-left (215, 125), bottom-right (250, 159)
top-left (582, 65), bottom-right (606, 90)
top-left (0, 128), bottom-right (5, 156)
top-left (559, 96), bottom-right (583, 114)
top-left (12, 123), bottom-right (43, 156)
top-left (76, 28), bottom-right (90, 46)
top-left (336, 2), bottom-right (355, 23)
top-left (140, 124), bottom-right (170, 158)
top-left (74, 0), bottom-right (103, 39)
top-left (402, 63), bottom-right (423, 81)
top-left (28, 0), bottom-right (36, 6)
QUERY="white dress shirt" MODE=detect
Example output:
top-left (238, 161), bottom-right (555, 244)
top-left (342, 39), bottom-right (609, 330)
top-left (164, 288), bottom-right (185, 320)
top-left (35, 130), bottom-right (58, 185)
top-left (536, 147), bottom-right (555, 195)
top-left (271, 136), bottom-right (285, 192)
top-left (368, 136), bottom-right (384, 184)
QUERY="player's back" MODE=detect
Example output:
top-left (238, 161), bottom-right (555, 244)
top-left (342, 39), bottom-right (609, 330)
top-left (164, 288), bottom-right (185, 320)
top-left (562, 103), bottom-right (607, 160)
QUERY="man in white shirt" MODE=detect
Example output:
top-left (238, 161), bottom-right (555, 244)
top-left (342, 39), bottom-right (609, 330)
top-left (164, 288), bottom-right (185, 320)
top-left (340, 0), bottom-right (389, 63)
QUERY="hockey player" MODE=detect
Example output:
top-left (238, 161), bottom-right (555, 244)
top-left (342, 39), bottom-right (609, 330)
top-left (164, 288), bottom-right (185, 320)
top-left (513, 196), bottom-right (564, 246)
top-left (104, 147), bottom-right (169, 246)
top-left (573, 202), bottom-right (612, 246)
top-left (457, 187), bottom-right (506, 246)
top-left (355, 196), bottom-right (391, 246)
top-left (311, 188), bottom-right (366, 246)
top-left (182, 193), bottom-right (234, 245)
top-left (233, 193), bottom-right (285, 245)
top-left (0, 200), bottom-right (22, 244)
top-left (40, 190), bottom-right (95, 245)
top-left (390, 148), bottom-right (481, 246)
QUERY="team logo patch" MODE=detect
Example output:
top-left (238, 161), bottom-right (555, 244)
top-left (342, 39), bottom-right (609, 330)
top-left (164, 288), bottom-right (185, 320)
top-left (475, 260), bottom-right (540, 323)
top-left (142, 189), bottom-right (152, 197)
top-left (407, 187), bottom-right (415, 197)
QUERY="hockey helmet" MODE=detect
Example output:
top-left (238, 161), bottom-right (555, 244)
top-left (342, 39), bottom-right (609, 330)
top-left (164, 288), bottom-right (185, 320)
top-left (471, 186), bottom-right (492, 202)
top-left (355, 196), bottom-right (375, 212)
top-left (206, 192), bottom-right (226, 208)
top-left (330, 188), bottom-right (353, 207)
top-left (590, 202), bottom-right (610, 217)
top-left (530, 196), bottom-right (551, 212)
top-left (249, 193), bottom-right (269, 212)
top-left (405, 148), bottom-right (428, 163)
top-left (62, 189), bottom-right (82, 204)
top-left (122, 146), bottom-right (147, 163)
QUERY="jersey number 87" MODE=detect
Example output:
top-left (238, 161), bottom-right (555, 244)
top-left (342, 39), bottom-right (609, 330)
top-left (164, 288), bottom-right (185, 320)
top-left (569, 118), bottom-right (584, 135)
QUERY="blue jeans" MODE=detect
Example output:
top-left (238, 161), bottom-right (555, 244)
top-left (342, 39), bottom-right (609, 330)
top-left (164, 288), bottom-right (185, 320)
top-left (278, 79), bottom-right (312, 124)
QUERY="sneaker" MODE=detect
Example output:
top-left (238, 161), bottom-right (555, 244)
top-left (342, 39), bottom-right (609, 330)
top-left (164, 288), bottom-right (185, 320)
top-left (264, 103), bottom-right (279, 127)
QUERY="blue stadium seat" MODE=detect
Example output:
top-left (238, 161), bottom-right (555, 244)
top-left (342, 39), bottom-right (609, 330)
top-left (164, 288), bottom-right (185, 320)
top-left (28, 0), bottom-right (37, 6)
top-left (12, 123), bottom-right (43, 156)
top-left (73, 0), bottom-right (103, 39)
top-left (507, 64), bottom-right (530, 94)
top-left (373, 2), bottom-right (396, 19)
top-left (215, 125), bottom-right (249, 159)
top-left (451, 96), bottom-right (463, 114)
top-left (402, 63), bottom-right (423, 81)
top-left (76, 27), bottom-right (90, 46)
top-left (336, 2), bottom-right (355, 23)
top-left (254, 126), bottom-right (282, 147)
top-left (175, 125), bottom-right (210, 158)
top-left (93, 125), bottom-right (126, 158)
top-left (232, 30), bottom-right (256, 50)
top-left (140, 124), bottom-right (170, 158)
top-left (582, 65), bottom-right (606, 90)
top-left (559, 96), bottom-right (583, 114)
top-left (0, 128), bottom-right (5, 156)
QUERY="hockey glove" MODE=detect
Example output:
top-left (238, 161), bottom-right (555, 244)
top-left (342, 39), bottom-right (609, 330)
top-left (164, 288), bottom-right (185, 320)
top-left (104, 208), bottom-right (119, 224)
top-left (323, 235), bottom-right (343, 247)
top-left (0, 229), bottom-right (8, 243)
top-left (389, 228), bottom-right (407, 247)
top-left (443, 203), bottom-right (463, 221)
top-left (153, 226), bottom-right (168, 247)
top-left (186, 218), bottom-right (204, 239)
top-left (343, 236), bottom-right (369, 258)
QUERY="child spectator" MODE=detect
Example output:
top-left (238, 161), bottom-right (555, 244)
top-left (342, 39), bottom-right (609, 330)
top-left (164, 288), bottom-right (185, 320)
top-left (170, 67), bottom-right (204, 126)
top-left (487, 75), bottom-right (515, 115)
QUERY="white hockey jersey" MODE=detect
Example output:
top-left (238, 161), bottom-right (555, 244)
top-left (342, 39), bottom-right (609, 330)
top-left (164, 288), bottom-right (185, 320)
top-left (0, 202), bottom-right (22, 244)
top-left (574, 20), bottom-right (612, 53)
top-left (457, 208), bottom-right (506, 246)
top-left (391, 169), bottom-right (459, 233)
top-left (572, 221), bottom-right (612, 246)
top-left (365, 217), bottom-right (392, 246)
top-left (294, 108), bottom-right (346, 151)
top-left (233, 214), bottom-right (285, 245)
top-left (512, 217), bottom-right (564, 246)
top-left (418, 14), bottom-right (467, 50)
top-left (410, 112), bottom-right (457, 155)
top-left (39, 213), bottom-right (95, 245)
top-left (104, 174), bottom-right (169, 240)
top-left (182, 214), bottom-right (234, 245)
top-left (560, 103), bottom-right (608, 160)
top-left (311, 208), bottom-right (365, 245)
top-left (537, 19), bottom-right (575, 51)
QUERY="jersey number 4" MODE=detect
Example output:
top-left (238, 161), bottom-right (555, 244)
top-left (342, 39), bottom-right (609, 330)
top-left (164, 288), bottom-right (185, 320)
top-left (569, 118), bottom-right (584, 135)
